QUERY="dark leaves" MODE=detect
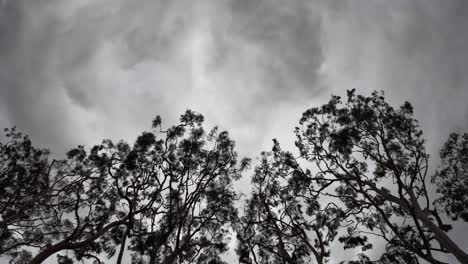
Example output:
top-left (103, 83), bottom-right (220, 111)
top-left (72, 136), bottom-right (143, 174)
top-left (432, 133), bottom-right (468, 221)
top-left (338, 235), bottom-right (371, 251)
top-left (0, 110), bottom-right (244, 264)
top-left (152, 115), bottom-right (162, 129)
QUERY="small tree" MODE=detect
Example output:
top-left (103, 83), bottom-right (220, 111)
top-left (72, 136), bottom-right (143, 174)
top-left (294, 90), bottom-right (468, 264)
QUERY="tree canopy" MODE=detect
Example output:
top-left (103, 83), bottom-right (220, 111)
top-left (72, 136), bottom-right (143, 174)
top-left (1, 91), bottom-right (468, 264)
top-left (238, 90), bottom-right (468, 264)
top-left (1, 110), bottom-right (249, 264)
top-left (236, 141), bottom-right (342, 264)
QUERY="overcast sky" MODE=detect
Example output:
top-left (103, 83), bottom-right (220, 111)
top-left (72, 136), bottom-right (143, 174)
top-left (1, 0), bottom-right (468, 263)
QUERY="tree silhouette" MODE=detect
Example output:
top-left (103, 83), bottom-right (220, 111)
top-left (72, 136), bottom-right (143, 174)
top-left (0, 127), bottom-right (55, 262)
top-left (293, 90), bottom-right (468, 264)
top-left (127, 110), bottom-right (249, 264)
top-left (235, 90), bottom-right (468, 264)
top-left (432, 133), bottom-right (468, 222)
top-left (2, 93), bottom-right (468, 264)
top-left (0, 110), bottom-right (248, 264)
top-left (237, 140), bottom-right (343, 264)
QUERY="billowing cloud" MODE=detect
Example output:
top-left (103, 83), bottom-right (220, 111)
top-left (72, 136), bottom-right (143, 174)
top-left (0, 0), bottom-right (324, 156)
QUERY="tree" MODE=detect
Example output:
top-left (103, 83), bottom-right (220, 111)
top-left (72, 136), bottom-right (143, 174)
top-left (127, 110), bottom-right (249, 264)
top-left (0, 110), bottom-right (248, 264)
top-left (432, 133), bottom-right (468, 222)
top-left (237, 140), bottom-right (343, 264)
top-left (0, 127), bottom-right (56, 261)
top-left (293, 90), bottom-right (468, 263)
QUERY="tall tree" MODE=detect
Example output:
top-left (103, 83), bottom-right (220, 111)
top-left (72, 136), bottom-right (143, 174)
top-left (128, 110), bottom-right (249, 264)
top-left (0, 110), bottom-right (248, 264)
top-left (294, 90), bottom-right (468, 264)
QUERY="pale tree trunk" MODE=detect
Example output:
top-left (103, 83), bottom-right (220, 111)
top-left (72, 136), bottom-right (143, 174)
top-left (369, 183), bottom-right (468, 264)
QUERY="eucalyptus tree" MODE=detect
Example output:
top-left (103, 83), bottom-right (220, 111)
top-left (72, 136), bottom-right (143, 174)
top-left (294, 90), bottom-right (468, 264)
top-left (0, 110), bottom-right (248, 264)
top-left (128, 111), bottom-right (249, 264)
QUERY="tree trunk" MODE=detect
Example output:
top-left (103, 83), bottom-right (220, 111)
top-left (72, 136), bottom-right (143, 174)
top-left (371, 184), bottom-right (468, 264)
top-left (414, 206), bottom-right (468, 264)
top-left (116, 226), bottom-right (129, 264)
top-left (29, 240), bottom-right (70, 264)
top-left (29, 217), bottom-right (128, 263)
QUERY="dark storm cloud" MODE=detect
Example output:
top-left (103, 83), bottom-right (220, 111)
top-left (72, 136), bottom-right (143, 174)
top-left (197, 0), bottom-right (324, 151)
top-left (219, 0), bottom-right (322, 96)
top-left (0, 0), bottom-right (324, 156)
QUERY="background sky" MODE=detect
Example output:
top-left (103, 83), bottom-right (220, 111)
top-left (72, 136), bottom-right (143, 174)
top-left (1, 0), bottom-right (468, 263)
